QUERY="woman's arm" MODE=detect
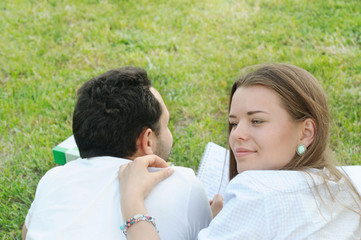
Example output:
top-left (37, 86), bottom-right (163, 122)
top-left (118, 155), bottom-right (173, 240)
top-left (210, 194), bottom-right (223, 218)
top-left (22, 224), bottom-right (27, 240)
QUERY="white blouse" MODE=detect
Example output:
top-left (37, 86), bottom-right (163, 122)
top-left (198, 168), bottom-right (361, 240)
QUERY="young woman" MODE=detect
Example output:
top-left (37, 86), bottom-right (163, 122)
top-left (118, 63), bottom-right (361, 239)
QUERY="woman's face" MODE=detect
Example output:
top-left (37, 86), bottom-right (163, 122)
top-left (229, 85), bottom-right (303, 173)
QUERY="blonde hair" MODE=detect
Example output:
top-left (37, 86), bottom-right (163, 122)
top-left (228, 63), bottom-right (361, 214)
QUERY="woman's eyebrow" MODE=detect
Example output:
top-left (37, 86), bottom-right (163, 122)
top-left (229, 110), bottom-right (269, 119)
top-left (247, 110), bottom-right (269, 115)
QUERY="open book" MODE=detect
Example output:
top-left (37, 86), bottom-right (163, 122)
top-left (197, 142), bottom-right (230, 199)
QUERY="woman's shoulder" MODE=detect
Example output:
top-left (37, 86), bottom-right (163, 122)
top-left (227, 169), bottom-right (324, 194)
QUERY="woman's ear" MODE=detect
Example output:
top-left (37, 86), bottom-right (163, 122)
top-left (300, 118), bottom-right (316, 148)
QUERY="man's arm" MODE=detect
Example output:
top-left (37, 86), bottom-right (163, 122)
top-left (22, 224), bottom-right (27, 240)
top-left (184, 175), bottom-right (213, 240)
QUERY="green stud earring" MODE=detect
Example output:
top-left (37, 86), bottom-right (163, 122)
top-left (296, 144), bottom-right (306, 156)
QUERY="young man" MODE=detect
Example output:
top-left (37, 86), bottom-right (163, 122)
top-left (23, 66), bottom-right (212, 240)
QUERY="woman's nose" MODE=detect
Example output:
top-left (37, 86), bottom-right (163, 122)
top-left (230, 121), bottom-right (249, 141)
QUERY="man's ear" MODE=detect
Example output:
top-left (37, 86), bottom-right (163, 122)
top-left (136, 128), bottom-right (156, 156)
top-left (300, 118), bottom-right (316, 148)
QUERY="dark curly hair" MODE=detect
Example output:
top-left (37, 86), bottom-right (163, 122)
top-left (72, 66), bottom-right (162, 159)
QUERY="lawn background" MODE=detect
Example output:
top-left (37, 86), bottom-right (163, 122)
top-left (1, 0), bottom-right (360, 238)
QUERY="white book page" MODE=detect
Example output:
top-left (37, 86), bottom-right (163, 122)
top-left (197, 142), bottom-right (230, 199)
top-left (58, 135), bottom-right (77, 149)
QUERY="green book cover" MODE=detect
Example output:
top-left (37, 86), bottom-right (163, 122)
top-left (52, 135), bottom-right (80, 165)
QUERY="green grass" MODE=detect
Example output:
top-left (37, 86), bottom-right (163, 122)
top-left (1, 0), bottom-right (360, 238)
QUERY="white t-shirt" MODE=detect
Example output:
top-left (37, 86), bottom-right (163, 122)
top-left (198, 168), bottom-right (361, 240)
top-left (25, 156), bottom-right (212, 240)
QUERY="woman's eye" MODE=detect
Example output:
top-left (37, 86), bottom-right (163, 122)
top-left (251, 119), bottom-right (263, 125)
top-left (229, 122), bottom-right (237, 128)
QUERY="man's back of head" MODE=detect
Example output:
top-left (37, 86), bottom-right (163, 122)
top-left (72, 66), bottom-right (162, 159)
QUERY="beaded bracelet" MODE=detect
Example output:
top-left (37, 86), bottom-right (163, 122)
top-left (120, 214), bottom-right (157, 236)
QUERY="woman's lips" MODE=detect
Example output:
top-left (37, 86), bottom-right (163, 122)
top-left (234, 147), bottom-right (256, 158)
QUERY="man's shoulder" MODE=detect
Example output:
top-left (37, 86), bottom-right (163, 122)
top-left (171, 166), bottom-right (206, 187)
top-left (150, 166), bottom-right (203, 193)
top-left (148, 166), bottom-right (197, 182)
top-left (172, 166), bottom-right (197, 179)
top-left (40, 159), bottom-right (84, 178)
top-left (146, 166), bottom-right (210, 216)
